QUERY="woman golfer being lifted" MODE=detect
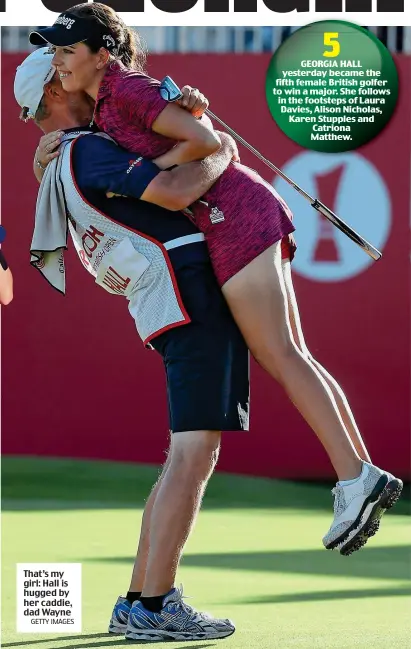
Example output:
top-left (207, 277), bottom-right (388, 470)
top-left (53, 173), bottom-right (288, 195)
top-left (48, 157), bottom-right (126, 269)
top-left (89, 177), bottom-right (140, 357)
top-left (30, 4), bottom-right (401, 554)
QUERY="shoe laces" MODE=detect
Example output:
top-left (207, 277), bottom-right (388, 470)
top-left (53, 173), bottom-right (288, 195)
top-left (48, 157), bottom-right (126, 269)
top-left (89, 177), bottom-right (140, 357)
top-left (331, 485), bottom-right (343, 512)
top-left (173, 587), bottom-right (212, 620)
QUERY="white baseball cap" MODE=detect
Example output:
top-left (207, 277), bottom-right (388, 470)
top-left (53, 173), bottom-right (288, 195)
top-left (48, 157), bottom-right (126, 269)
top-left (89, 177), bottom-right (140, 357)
top-left (14, 47), bottom-right (56, 121)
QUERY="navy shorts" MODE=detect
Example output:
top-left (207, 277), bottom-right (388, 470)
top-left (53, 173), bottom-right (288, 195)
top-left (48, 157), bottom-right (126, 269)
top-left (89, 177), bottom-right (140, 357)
top-left (151, 247), bottom-right (250, 433)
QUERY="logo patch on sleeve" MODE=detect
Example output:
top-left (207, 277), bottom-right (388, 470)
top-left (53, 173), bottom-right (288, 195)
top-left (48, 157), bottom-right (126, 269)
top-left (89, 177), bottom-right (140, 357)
top-left (127, 158), bottom-right (143, 174)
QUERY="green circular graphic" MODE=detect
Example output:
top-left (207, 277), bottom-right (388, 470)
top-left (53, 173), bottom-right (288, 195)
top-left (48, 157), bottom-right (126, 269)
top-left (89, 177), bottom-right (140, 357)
top-left (265, 21), bottom-right (398, 152)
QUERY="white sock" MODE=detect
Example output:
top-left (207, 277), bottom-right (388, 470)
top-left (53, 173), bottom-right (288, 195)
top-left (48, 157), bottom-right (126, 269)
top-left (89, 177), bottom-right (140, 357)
top-left (338, 462), bottom-right (366, 487)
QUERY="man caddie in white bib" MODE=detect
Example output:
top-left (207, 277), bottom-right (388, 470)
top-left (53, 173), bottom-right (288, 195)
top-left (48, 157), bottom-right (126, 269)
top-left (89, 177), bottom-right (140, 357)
top-left (15, 47), bottom-right (249, 642)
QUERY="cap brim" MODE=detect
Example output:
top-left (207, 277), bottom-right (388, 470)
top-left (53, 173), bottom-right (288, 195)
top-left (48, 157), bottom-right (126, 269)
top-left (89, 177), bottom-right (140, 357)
top-left (29, 27), bottom-right (82, 47)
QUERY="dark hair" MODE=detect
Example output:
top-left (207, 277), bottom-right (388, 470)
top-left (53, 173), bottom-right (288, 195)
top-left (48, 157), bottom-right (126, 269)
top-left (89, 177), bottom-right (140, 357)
top-left (66, 2), bottom-right (147, 71)
top-left (20, 98), bottom-right (49, 123)
top-left (19, 106), bottom-right (30, 122)
top-left (19, 74), bottom-right (59, 124)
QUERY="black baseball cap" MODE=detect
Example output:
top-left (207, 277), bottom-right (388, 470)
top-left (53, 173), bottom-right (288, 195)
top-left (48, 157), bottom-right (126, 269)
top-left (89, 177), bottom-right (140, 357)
top-left (29, 12), bottom-right (118, 52)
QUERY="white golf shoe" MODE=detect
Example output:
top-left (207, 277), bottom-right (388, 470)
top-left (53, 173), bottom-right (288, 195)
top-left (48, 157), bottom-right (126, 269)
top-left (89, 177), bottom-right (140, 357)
top-left (323, 461), bottom-right (403, 556)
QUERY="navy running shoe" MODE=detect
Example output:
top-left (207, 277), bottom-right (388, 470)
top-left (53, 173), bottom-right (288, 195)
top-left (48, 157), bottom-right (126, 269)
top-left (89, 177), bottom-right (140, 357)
top-left (125, 585), bottom-right (235, 642)
top-left (108, 596), bottom-right (132, 635)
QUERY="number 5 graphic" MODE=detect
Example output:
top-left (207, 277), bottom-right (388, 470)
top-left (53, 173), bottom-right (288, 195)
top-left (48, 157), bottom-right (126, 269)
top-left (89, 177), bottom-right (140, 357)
top-left (324, 32), bottom-right (340, 58)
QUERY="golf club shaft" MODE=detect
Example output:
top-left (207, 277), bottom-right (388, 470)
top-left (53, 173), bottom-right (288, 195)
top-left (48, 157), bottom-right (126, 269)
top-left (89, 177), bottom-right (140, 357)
top-left (207, 108), bottom-right (313, 203)
top-left (206, 108), bottom-right (381, 261)
top-left (160, 76), bottom-right (382, 261)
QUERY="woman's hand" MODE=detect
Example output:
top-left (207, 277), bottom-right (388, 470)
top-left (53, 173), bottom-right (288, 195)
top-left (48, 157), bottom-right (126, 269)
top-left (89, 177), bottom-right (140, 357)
top-left (33, 131), bottom-right (64, 183)
top-left (177, 86), bottom-right (209, 118)
top-left (36, 131), bottom-right (64, 168)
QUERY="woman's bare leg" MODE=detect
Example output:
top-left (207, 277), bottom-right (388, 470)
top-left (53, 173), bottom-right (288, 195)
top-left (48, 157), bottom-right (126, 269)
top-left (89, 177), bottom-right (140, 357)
top-left (281, 259), bottom-right (371, 463)
top-left (222, 242), bottom-right (362, 481)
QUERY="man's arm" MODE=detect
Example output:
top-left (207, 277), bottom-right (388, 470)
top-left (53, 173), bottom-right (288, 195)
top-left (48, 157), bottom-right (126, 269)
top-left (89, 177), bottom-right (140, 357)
top-left (72, 131), bottom-right (238, 212)
top-left (142, 132), bottom-right (238, 211)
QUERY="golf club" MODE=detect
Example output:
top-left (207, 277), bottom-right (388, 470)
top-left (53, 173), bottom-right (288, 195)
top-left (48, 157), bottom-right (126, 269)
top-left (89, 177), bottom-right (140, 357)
top-left (160, 75), bottom-right (382, 262)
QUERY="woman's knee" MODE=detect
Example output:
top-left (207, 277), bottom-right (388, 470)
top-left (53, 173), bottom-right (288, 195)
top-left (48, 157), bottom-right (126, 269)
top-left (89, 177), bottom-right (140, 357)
top-left (252, 335), bottom-right (300, 376)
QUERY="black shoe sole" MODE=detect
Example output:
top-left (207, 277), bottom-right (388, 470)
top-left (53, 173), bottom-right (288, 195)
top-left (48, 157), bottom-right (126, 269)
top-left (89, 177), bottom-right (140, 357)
top-left (339, 478), bottom-right (403, 556)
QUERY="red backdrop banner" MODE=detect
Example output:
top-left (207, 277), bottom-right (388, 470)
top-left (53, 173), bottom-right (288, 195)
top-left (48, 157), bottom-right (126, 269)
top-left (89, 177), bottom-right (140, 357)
top-left (2, 53), bottom-right (410, 479)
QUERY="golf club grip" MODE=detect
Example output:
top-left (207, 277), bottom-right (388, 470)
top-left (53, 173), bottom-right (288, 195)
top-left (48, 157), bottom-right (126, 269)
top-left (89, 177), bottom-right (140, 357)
top-left (312, 200), bottom-right (382, 261)
top-left (160, 76), bottom-right (183, 102)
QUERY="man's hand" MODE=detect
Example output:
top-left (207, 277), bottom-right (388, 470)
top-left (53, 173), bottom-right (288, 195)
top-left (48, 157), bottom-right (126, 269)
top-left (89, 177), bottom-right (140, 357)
top-left (217, 131), bottom-right (240, 163)
top-left (177, 86), bottom-right (209, 118)
top-left (36, 130), bottom-right (64, 168)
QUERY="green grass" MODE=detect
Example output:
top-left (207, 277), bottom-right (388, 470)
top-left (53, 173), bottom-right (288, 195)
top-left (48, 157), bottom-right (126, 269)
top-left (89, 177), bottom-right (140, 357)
top-left (2, 457), bottom-right (411, 648)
